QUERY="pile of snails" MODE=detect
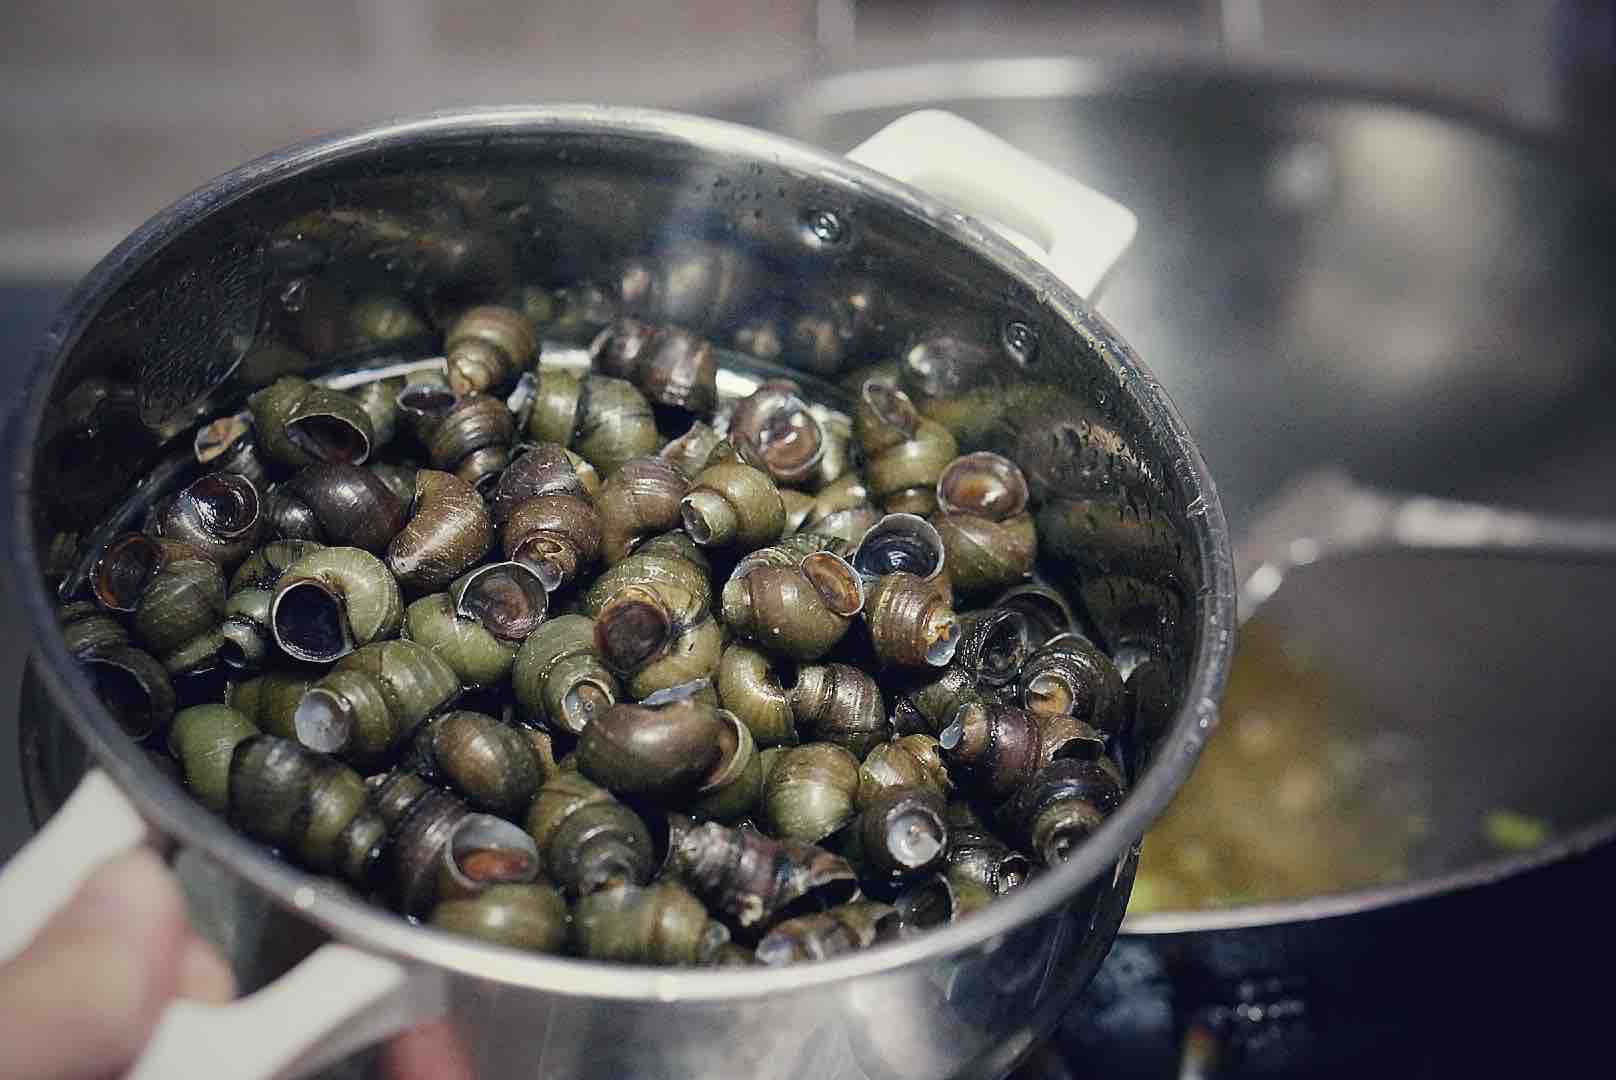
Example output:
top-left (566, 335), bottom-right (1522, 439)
top-left (53, 302), bottom-right (1138, 968)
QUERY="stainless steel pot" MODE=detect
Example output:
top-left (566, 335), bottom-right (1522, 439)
top-left (0, 106), bottom-right (1233, 1079)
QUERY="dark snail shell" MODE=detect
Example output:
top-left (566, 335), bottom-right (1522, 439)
top-left (690, 709), bottom-right (764, 823)
top-left (490, 443), bottom-right (594, 525)
top-left (761, 742), bottom-right (861, 843)
top-left (226, 670), bottom-right (315, 739)
top-left (754, 901), bottom-right (898, 966)
top-left (270, 546), bottom-right (403, 663)
top-left (589, 319), bottom-right (718, 415)
top-left (148, 472), bottom-right (264, 569)
top-left (952, 608), bottom-right (1033, 689)
top-left (802, 474), bottom-right (881, 545)
top-left (720, 551), bottom-right (864, 662)
top-left (408, 710), bottom-right (545, 818)
top-left (248, 376), bottom-right (375, 469)
top-left (386, 782), bottom-right (471, 917)
top-left (572, 881), bottom-right (730, 966)
top-left (404, 565), bottom-right (545, 690)
top-left (293, 638), bottom-right (460, 767)
top-left (939, 704), bottom-right (1044, 802)
top-left (596, 456), bottom-right (690, 565)
top-left (101, 537), bottom-right (228, 676)
top-left (1000, 757), bottom-right (1125, 866)
top-left (525, 771), bottom-right (654, 898)
top-left (58, 601), bottom-right (129, 657)
top-left (681, 461), bottom-right (787, 552)
top-left (527, 371), bottom-right (660, 480)
top-left (500, 493), bottom-right (602, 592)
top-left (666, 821), bottom-right (858, 935)
top-left (268, 463), bottom-right (410, 552)
top-left (220, 539), bottom-right (324, 671)
top-left (228, 735), bottom-right (387, 889)
top-left (576, 682), bottom-right (727, 800)
top-left (658, 421), bottom-right (723, 478)
top-left (728, 380), bottom-right (826, 486)
top-left (78, 645), bottom-right (176, 738)
top-left (931, 509), bottom-right (1037, 599)
top-left (420, 392), bottom-right (517, 493)
top-left (1036, 712), bottom-right (1108, 765)
top-left (850, 785), bottom-right (948, 880)
top-left (230, 539), bottom-right (326, 594)
top-left (431, 880), bottom-right (567, 953)
top-left (851, 514), bottom-right (946, 582)
top-left (890, 873), bottom-right (984, 934)
top-left (435, 807), bottom-right (544, 902)
top-left (511, 614), bottom-right (618, 736)
top-left (857, 734), bottom-right (952, 809)
top-left (1020, 633), bottom-right (1125, 735)
top-left (944, 800), bottom-right (1032, 895)
top-left (445, 305), bottom-right (536, 396)
top-left (386, 469), bottom-right (495, 593)
top-left (863, 571), bottom-right (961, 669)
top-left (368, 462), bottom-right (418, 506)
top-left (936, 452), bottom-right (1031, 519)
top-left (168, 704), bottom-right (259, 812)
top-left (715, 644), bottom-right (796, 748)
top-left (788, 663), bottom-right (889, 760)
top-left (587, 535), bottom-right (721, 699)
top-left (993, 583), bottom-right (1075, 647)
top-left (854, 378), bottom-right (957, 516)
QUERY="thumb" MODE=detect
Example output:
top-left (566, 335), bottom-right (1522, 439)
top-left (0, 849), bottom-right (235, 1080)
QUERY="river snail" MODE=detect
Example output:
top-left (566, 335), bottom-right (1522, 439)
top-left (226, 670), bottom-right (314, 739)
top-left (576, 680), bottom-right (729, 801)
top-left (999, 757), bottom-right (1126, 867)
top-left (761, 742), bottom-right (861, 843)
top-left (490, 443), bottom-right (599, 524)
top-left (589, 318), bottom-right (718, 415)
top-left (931, 452), bottom-right (1038, 598)
top-left (269, 546), bottom-right (403, 664)
top-left (863, 571), bottom-right (961, 670)
top-left (386, 469), bottom-right (495, 593)
top-left (292, 638), bottom-right (459, 768)
top-left (398, 387), bottom-right (517, 493)
top-left (511, 614), bottom-right (618, 736)
top-left (857, 734), bottom-right (952, 809)
top-left (720, 550), bottom-right (864, 662)
top-left (714, 644), bottom-right (796, 748)
top-left (227, 735), bottom-right (388, 889)
top-left (938, 703), bottom-right (1045, 803)
top-left (658, 421), bottom-right (723, 479)
top-left (403, 561), bottom-right (548, 689)
top-left (147, 472), bottom-right (265, 570)
top-left (666, 821), bottom-right (858, 936)
top-left (444, 304), bottom-right (537, 396)
top-left (1020, 632), bottom-right (1125, 736)
top-left (169, 703), bottom-right (259, 812)
top-left (843, 785), bottom-right (949, 881)
top-left (853, 378), bottom-right (958, 516)
top-left (93, 534), bottom-right (228, 676)
top-left (261, 463), bottom-right (409, 552)
top-left (787, 663), bottom-right (889, 760)
top-left (680, 459), bottom-right (787, 553)
top-left (527, 369), bottom-right (660, 480)
top-left (944, 800), bottom-right (1032, 895)
top-left (572, 881), bottom-right (731, 966)
top-left (595, 456), bottom-right (690, 565)
top-left (499, 491), bottom-right (601, 593)
top-left (727, 379), bottom-right (827, 487)
top-left (430, 880), bottom-right (568, 954)
top-left (525, 771), bottom-right (654, 898)
top-left (219, 539), bottom-right (324, 671)
top-left (800, 474), bottom-right (881, 545)
top-left (248, 376), bottom-right (376, 470)
top-left (405, 709), bottom-right (547, 818)
top-left (586, 532), bottom-right (721, 698)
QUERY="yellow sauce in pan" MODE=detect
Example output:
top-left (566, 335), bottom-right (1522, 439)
top-left (1129, 622), bottom-right (1431, 913)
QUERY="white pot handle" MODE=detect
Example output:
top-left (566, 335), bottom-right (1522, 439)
top-left (846, 109), bottom-right (1137, 300)
top-left (0, 770), bottom-right (445, 1080)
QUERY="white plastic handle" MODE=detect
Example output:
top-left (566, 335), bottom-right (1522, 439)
top-left (0, 770), bottom-right (443, 1079)
top-left (846, 109), bottom-right (1137, 300)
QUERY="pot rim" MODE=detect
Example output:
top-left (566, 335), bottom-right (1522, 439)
top-left (5, 104), bottom-right (1235, 1000)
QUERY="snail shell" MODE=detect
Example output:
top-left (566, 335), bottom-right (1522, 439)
top-left (168, 704), bottom-right (259, 812)
top-left (248, 376), bottom-right (375, 469)
top-left (270, 546), bottom-right (403, 663)
top-left (445, 305), bottom-right (536, 396)
top-left (500, 493), bottom-right (602, 592)
top-left (1000, 757), bottom-right (1125, 866)
top-left (658, 422), bottom-right (723, 478)
top-left (572, 881), bottom-right (731, 966)
top-left (720, 551), bottom-right (864, 662)
top-left (408, 709), bottom-right (545, 818)
top-left (78, 645), bottom-right (175, 739)
top-left (386, 469), bottom-right (495, 593)
top-left (266, 464), bottom-right (408, 552)
top-left (511, 613), bottom-right (618, 736)
top-left (148, 472), bottom-right (265, 569)
top-left (667, 821), bottom-right (858, 934)
top-left (58, 601), bottom-right (127, 657)
top-left (576, 682), bottom-right (727, 800)
top-left (939, 703), bottom-right (1044, 802)
top-left (863, 571), bottom-right (961, 669)
top-left (226, 670), bottom-right (315, 739)
top-left (788, 663), bottom-right (889, 760)
top-left (728, 380), bottom-right (826, 486)
top-left (596, 456), bottom-right (690, 565)
top-left (527, 371), bottom-right (660, 480)
top-left (490, 443), bottom-right (595, 525)
top-left (715, 644), bottom-right (796, 748)
top-left (293, 638), bottom-right (459, 767)
top-left (802, 474), bottom-right (881, 544)
top-left (681, 461), bottom-right (787, 553)
top-left (525, 771), bottom-right (654, 898)
top-left (590, 319), bottom-right (718, 415)
top-left (944, 800), bottom-right (1032, 895)
top-left (857, 734), bottom-right (952, 809)
top-left (993, 583), bottom-right (1075, 647)
top-left (1021, 633), bottom-right (1125, 735)
top-left (690, 709), bottom-right (763, 823)
top-left (430, 881), bottom-right (568, 953)
top-left (761, 742), bottom-right (861, 843)
top-left (851, 514), bottom-right (946, 582)
top-left (854, 378), bottom-right (957, 516)
top-left (851, 785), bottom-right (949, 880)
top-left (419, 392), bottom-right (517, 493)
top-left (587, 536), bottom-right (721, 699)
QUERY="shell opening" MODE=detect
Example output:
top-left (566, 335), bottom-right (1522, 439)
top-left (997, 853), bottom-right (1033, 892)
top-left (92, 533), bottom-right (162, 612)
top-left (187, 472), bottom-right (261, 538)
top-left (887, 809), bottom-right (945, 868)
top-left (217, 621), bottom-right (263, 670)
top-left (974, 613), bottom-right (1028, 686)
top-left (397, 383), bottom-right (458, 419)
top-left (447, 814), bottom-right (541, 887)
top-left (1023, 671), bottom-right (1073, 716)
top-left (595, 589), bottom-right (673, 674)
top-left (285, 414), bottom-right (370, 465)
top-left (800, 552), bottom-right (864, 617)
top-left (272, 579), bottom-right (354, 663)
top-left (680, 490), bottom-right (735, 548)
top-left (82, 655), bottom-right (159, 738)
top-left (293, 688), bottom-right (353, 753)
top-left (937, 451), bottom-right (1030, 519)
top-left (559, 679), bottom-right (613, 733)
top-left (456, 562), bottom-right (548, 639)
top-left (896, 876), bottom-right (956, 929)
top-left (852, 514), bottom-right (945, 581)
top-left (924, 617), bottom-right (961, 667)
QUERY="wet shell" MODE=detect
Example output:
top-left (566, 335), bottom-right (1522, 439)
top-left (788, 663), bottom-right (889, 760)
top-left (501, 493), bottom-right (602, 592)
top-left (761, 742), bottom-right (861, 843)
top-left (754, 901), bottom-right (898, 966)
top-left (728, 380), bottom-right (826, 486)
top-left (445, 305), bottom-right (537, 396)
top-left (490, 443), bottom-right (594, 525)
top-left (666, 821), bottom-right (858, 934)
top-left (944, 801), bottom-right (1032, 895)
top-left (77, 644), bottom-right (176, 739)
top-left (576, 683), bottom-right (726, 800)
top-left (1020, 633), bottom-right (1125, 735)
top-left (410, 710), bottom-right (545, 818)
top-left (590, 319), bottom-right (718, 414)
top-left (1000, 758), bottom-right (1125, 866)
top-left (863, 571), bottom-right (961, 669)
top-left (270, 546), bottom-right (403, 663)
top-left (292, 638), bottom-right (459, 767)
top-left (938, 704), bottom-right (1044, 802)
top-left (525, 771), bottom-right (654, 897)
top-left (168, 704), bottom-right (259, 812)
top-left (511, 614), bottom-right (618, 736)
top-left (148, 472), bottom-right (264, 569)
top-left (852, 786), bottom-right (949, 879)
top-left (857, 734), bottom-right (952, 809)
top-left (854, 378), bottom-right (957, 516)
top-left (430, 881), bottom-right (568, 953)
top-left (528, 371), bottom-right (660, 480)
top-left (715, 644), bottom-right (796, 747)
top-left (386, 470), bottom-right (494, 593)
top-left (226, 670), bottom-right (315, 739)
top-left (270, 463), bottom-right (409, 552)
top-left (596, 456), bottom-right (690, 565)
top-left (573, 881), bottom-right (731, 966)
top-left (681, 461), bottom-right (786, 553)
top-left (720, 551), bottom-right (864, 662)
top-left (248, 376), bottom-right (375, 469)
